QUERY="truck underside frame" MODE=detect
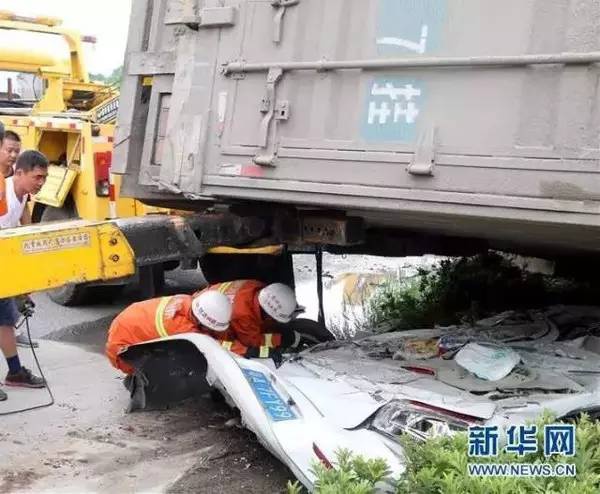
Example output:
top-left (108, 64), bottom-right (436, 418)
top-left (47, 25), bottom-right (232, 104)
top-left (0, 207), bottom-right (503, 300)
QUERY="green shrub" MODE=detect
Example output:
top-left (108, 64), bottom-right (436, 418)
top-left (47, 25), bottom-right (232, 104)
top-left (396, 413), bottom-right (600, 494)
top-left (288, 414), bottom-right (600, 494)
top-left (367, 252), bottom-right (598, 331)
top-left (366, 275), bottom-right (431, 331)
top-left (287, 449), bottom-right (392, 494)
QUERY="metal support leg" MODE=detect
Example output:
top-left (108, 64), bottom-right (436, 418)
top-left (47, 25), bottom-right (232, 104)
top-left (138, 265), bottom-right (157, 300)
top-left (315, 245), bottom-right (325, 326)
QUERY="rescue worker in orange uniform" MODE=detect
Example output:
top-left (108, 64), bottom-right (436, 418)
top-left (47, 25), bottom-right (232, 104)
top-left (196, 280), bottom-right (302, 365)
top-left (106, 290), bottom-right (235, 374)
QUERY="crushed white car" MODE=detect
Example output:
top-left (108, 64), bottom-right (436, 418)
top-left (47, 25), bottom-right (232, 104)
top-left (120, 306), bottom-right (600, 490)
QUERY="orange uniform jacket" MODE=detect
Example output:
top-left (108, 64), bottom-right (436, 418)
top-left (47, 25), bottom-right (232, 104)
top-left (106, 294), bottom-right (249, 374)
top-left (196, 280), bottom-right (282, 351)
top-left (107, 295), bottom-right (198, 374)
top-left (0, 174), bottom-right (7, 216)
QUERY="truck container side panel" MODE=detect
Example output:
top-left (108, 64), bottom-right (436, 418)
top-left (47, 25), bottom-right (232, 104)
top-left (114, 0), bottom-right (177, 180)
top-left (146, 0), bottom-right (171, 53)
top-left (157, 29), bottom-right (220, 194)
top-left (210, 156), bottom-right (600, 202)
top-left (152, 93), bottom-right (171, 167)
top-left (139, 75), bottom-right (174, 186)
top-left (117, 0), bottom-right (600, 255)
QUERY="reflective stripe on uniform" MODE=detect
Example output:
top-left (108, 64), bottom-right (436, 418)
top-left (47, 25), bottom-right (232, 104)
top-left (154, 297), bottom-right (172, 339)
top-left (221, 341), bottom-right (233, 351)
top-left (264, 333), bottom-right (274, 347)
top-left (259, 346), bottom-right (270, 358)
top-left (218, 282), bottom-right (233, 294)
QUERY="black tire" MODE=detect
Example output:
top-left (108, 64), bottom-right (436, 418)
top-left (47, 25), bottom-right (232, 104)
top-left (40, 202), bottom-right (92, 306)
top-left (40, 201), bottom-right (128, 306)
top-left (39, 203), bottom-right (76, 222)
top-left (47, 283), bottom-right (90, 306)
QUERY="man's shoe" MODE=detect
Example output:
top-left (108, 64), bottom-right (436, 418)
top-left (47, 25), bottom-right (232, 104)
top-left (5, 367), bottom-right (46, 388)
top-left (0, 387), bottom-right (6, 401)
top-left (15, 332), bottom-right (39, 348)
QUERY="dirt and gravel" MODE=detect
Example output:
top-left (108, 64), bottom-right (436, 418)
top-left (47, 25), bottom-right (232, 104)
top-left (0, 338), bottom-right (293, 494)
top-left (24, 317), bottom-right (293, 493)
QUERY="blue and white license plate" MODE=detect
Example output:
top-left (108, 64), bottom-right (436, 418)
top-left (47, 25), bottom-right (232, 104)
top-left (243, 369), bottom-right (297, 422)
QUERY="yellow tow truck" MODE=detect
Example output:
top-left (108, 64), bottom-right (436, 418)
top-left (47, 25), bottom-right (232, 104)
top-left (0, 12), bottom-right (303, 305)
top-left (0, 11), bottom-right (140, 222)
top-left (0, 11), bottom-right (164, 304)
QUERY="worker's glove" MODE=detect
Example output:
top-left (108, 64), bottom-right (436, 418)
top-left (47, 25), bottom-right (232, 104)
top-left (292, 305), bottom-right (306, 318)
top-left (16, 295), bottom-right (35, 318)
top-left (269, 347), bottom-right (283, 368)
top-left (245, 346), bottom-right (283, 368)
top-left (280, 330), bottom-right (302, 350)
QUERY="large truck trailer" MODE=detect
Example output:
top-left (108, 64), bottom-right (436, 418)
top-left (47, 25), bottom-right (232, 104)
top-left (3, 0), bottom-right (600, 299)
top-left (111, 0), bottom-right (600, 269)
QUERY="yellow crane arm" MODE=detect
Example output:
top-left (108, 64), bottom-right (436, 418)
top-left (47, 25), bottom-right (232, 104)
top-left (0, 11), bottom-right (119, 113)
top-left (0, 10), bottom-right (90, 83)
top-left (0, 48), bottom-right (69, 76)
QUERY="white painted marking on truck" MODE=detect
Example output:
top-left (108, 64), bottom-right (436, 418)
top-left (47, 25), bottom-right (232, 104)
top-left (368, 102), bottom-right (392, 125)
top-left (192, 116), bottom-right (204, 148)
top-left (371, 83), bottom-right (421, 101)
top-left (367, 83), bottom-right (421, 125)
top-left (219, 164), bottom-right (243, 176)
top-left (218, 92), bottom-right (228, 123)
top-left (22, 233), bottom-right (91, 254)
top-left (376, 25), bottom-right (429, 54)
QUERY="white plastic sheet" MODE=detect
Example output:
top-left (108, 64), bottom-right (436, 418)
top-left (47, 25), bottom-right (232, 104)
top-left (455, 343), bottom-right (521, 381)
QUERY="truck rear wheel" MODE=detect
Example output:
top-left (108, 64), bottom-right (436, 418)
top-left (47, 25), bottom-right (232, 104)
top-left (40, 202), bottom-right (126, 306)
top-left (47, 283), bottom-right (90, 307)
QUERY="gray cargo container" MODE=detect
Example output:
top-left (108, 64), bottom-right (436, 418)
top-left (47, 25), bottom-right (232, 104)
top-left (115, 0), bottom-right (600, 258)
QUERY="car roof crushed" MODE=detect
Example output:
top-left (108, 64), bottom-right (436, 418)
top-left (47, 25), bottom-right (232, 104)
top-left (292, 306), bottom-right (600, 419)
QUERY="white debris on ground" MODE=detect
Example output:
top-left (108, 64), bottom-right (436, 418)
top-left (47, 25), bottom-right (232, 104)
top-left (294, 253), bottom-right (444, 337)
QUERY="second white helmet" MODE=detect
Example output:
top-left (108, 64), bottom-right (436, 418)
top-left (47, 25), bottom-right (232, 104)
top-left (258, 283), bottom-right (298, 323)
top-left (192, 290), bottom-right (232, 332)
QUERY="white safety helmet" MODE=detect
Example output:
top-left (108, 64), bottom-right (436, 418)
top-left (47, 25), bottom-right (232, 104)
top-left (191, 291), bottom-right (232, 332)
top-left (258, 283), bottom-right (298, 323)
